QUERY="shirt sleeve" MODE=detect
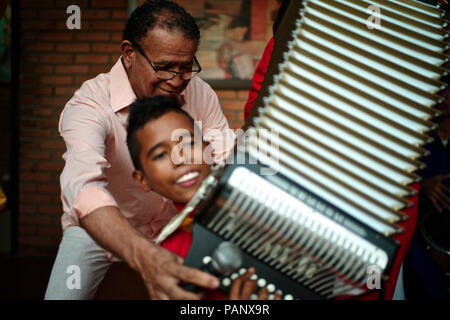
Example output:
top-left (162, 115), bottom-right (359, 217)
top-left (59, 100), bottom-right (119, 225)
top-left (195, 79), bottom-right (236, 163)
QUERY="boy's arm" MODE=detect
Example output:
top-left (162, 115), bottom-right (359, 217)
top-left (81, 205), bottom-right (220, 299)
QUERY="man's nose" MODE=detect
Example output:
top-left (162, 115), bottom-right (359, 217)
top-left (166, 74), bottom-right (185, 88)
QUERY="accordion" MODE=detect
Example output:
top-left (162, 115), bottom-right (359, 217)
top-left (159, 0), bottom-right (449, 299)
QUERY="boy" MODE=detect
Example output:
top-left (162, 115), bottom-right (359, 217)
top-left (126, 96), bottom-right (281, 300)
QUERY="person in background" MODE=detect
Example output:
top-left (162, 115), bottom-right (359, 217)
top-left (403, 87), bottom-right (450, 300)
top-left (243, 0), bottom-right (290, 120)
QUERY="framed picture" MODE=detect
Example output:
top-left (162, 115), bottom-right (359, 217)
top-left (175, 0), bottom-right (277, 89)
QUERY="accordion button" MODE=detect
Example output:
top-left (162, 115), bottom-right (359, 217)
top-left (250, 274), bottom-right (258, 281)
top-left (269, 294), bottom-right (275, 300)
top-left (230, 273), bottom-right (239, 280)
top-left (284, 294), bottom-right (294, 300)
top-left (202, 256), bottom-right (212, 265)
top-left (250, 294), bottom-right (258, 300)
top-left (239, 268), bottom-right (247, 275)
top-left (222, 278), bottom-right (231, 287)
top-left (267, 284), bottom-right (276, 293)
top-left (257, 278), bottom-right (267, 287)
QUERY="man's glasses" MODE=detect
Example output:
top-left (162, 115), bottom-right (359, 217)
top-left (133, 42), bottom-right (202, 81)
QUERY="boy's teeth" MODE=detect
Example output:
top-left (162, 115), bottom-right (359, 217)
top-left (176, 171), bottom-right (200, 184)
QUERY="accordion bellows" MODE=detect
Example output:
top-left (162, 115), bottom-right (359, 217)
top-left (181, 0), bottom-right (449, 299)
top-left (252, 0), bottom-right (448, 237)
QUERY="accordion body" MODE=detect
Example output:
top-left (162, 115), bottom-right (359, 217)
top-left (179, 0), bottom-right (449, 299)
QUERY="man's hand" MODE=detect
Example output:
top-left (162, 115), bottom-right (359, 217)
top-left (135, 242), bottom-right (220, 300)
top-left (421, 174), bottom-right (450, 212)
top-left (81, 206), bottom-right (219, 300)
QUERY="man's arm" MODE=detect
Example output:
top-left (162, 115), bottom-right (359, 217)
top-left (80, 205), bottom-right (220, 299)
top-left (59, 99), bottom-right (219, 299)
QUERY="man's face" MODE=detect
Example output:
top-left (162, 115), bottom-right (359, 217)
top-left (123, 27), bottom-right (198, 99)
top-left (133, 111), bottom-right (211, 203)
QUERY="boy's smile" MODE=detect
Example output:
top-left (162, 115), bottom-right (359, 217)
top-left (133, 110), bottom-right (211, 203)
top-left (175, 170), bottom-right (201, 187)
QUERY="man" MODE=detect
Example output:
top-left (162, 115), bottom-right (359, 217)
top-left (45, 0), bottom-right (235, 300)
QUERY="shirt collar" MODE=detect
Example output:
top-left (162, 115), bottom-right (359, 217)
top-left (110, 57), bottom-right (137, 113)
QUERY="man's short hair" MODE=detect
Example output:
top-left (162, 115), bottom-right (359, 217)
top-left (126, 95), bottom-right (196, 171)
top-left (123, 0), bottom-right (200, 47)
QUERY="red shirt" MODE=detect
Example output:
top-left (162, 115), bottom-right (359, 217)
top-left (160, 203), bottom-right (223, 300)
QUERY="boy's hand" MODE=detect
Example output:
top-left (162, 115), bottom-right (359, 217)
top-left (228, 267), bottom-right (282, 300)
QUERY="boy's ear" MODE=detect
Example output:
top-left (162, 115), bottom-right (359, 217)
top-left (132, 170), bottom-right (151, 192)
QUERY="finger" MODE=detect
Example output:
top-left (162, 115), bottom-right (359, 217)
top-left (257, 287), bottom-right (269, 300)
top-left (144, 275), bottom-right (174, 300)
top-left (441, 184), bottom-right (450, 194)
top-left (173, 264), bottom-right (220, 290)
top-left (435, 189), bottom-right (450, 208)
top-left (430, 196), bottom-right (443, 213)
top-left (229, 276), bottom-right (244, 300)
top-left (274, 291), bottom-right (282, 300)
top-left (241, 278), bottom-right (258, 299)
top-left (162, 279), bottom-right (204, 300)
top-left (238, 268), bottom-right (257, 298)
top-left (230, 268), bottom-right (257, 300)
top-left (436, 185), bottom-right (450, 197)
top-left (242, 268), bottom-right (255, 282)
top-left (440, 192), bottom-right (450, 208)
top-left (439, 185), bottom-right (450, 204)
top-left (441, 196), bottom-right (450, 209)
top-left (152, 290), bottom-right (171, 300)
top-left (145, 287), bottom-right (156, 300)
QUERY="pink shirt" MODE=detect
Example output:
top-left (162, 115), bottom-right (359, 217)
top-left (58, 58), bottom-right (235, 243)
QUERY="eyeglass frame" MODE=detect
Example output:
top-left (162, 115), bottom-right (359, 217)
top-left (133, 42), bottom-right (202, 81)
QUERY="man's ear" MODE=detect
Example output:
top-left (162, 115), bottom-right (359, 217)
top-left (132, 170), bottom-right (151, 192)
top-left (121, 40), bottom-right (135, 69)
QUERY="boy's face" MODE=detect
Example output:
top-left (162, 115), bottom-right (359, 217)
top-left (132, 111), bottom-right (211, 203)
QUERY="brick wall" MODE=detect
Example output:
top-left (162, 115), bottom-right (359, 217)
top-left (18, 0), bottom-right (247, 256)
